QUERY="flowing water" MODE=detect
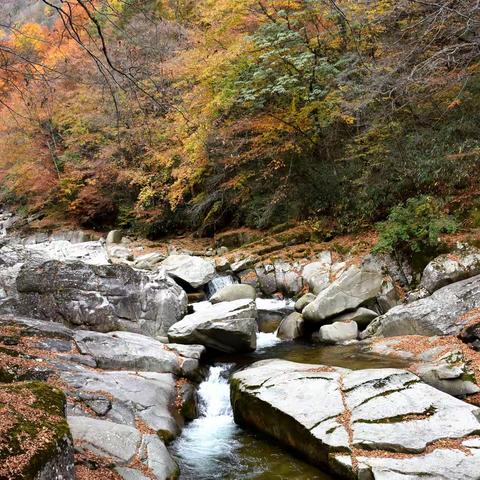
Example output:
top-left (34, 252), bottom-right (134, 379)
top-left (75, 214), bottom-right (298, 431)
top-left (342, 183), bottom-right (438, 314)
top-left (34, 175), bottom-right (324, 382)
top-left (171, 332), bottom-right (410, 479)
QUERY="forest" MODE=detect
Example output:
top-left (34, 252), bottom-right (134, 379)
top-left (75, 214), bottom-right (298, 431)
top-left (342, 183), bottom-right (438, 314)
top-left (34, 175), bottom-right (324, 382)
top-left (0, 0), bottom-right (479, 238)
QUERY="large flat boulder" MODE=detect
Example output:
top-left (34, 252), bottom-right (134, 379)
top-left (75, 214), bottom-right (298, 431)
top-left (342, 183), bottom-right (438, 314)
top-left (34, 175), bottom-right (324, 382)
top-left (161, 255), bottom-right (215, 288)
top-left (168, 299), bottom-right (257, 353)
top-left (231, 359), bottom-right (480, 479)
top-left (420, 245), bottom-right (480, 294)
top-left (303, 266), bottom-right (383, 324)
top-left (363, 274), bottom-right (480, 338)
top-left (74, 330), bottom-right (205, 380)
top-left (14, 260), bottom-right (187, 337)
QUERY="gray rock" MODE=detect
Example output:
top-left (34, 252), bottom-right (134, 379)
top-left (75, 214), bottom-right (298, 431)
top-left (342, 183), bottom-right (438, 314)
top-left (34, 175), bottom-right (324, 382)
top-left (375, 278), bottom-right (401, 313)
top-left (362, 252), bottom-right (414, 288)
top-left (274, 261), bottom-right (304, 296)
top-left (0, 315), bottom-right (74, 340)
top-left (28, 240), bottom-right (109, 265)
top-left (68, 416), bottom-right (141, 464)
top-left (256, 265), bottom-right (277, 296)
top-left (420, 245), bottom-right (480, 294)
top-left (134, 252), bottom-right (166, 270)
top-left (168, 299), bottom-right (257, 353)
top-left (406, 286), bottom-right (430, 303)
top-left (74, 330), bottom-right (205, 380)
top-left (108, 244), bottom-right (134, 263)
top-left (61, 368), bottom-right (179, 438)
top-left (15, 261), bottom-right (187, 337)
top-left (302, 260), bottom-right (331, 294)
top-left (366, 337), bottom-right (480, 398)
top-left (106, 230), bottom-right (123, 244)
top-left (138, 434), bottom-right (179, 480)
top-left (214, 256), bottom-right (230, 272)
top-left (331, 307), bottom-right (378, 329)
top-left (210, 284), bottom-right (256, 304)
top-left (316, 321), bottom-right (358, 344)
top-left (231, 257), bottom-right (256, 273)
top-left (363, 275), bottom-right (480, 338)
top-left (231, 359), bottom-right (480, 479)
top-left (115, 467), bottom-right (151, 480)
top-left (277, 312), bottom-right (304, 340)
top-left (162, 255), bottom-right (215, 288)
top-left (303, 266), bottom-right (383, 324)
top-left (294, 293), bottom-right (316, 313)
top-left (256, 298), bottom-right (294, 333)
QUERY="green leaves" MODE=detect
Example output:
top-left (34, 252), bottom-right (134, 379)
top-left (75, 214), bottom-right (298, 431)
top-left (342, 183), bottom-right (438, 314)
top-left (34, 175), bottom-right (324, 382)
top-left (373, 196), bottom-right (458, 256)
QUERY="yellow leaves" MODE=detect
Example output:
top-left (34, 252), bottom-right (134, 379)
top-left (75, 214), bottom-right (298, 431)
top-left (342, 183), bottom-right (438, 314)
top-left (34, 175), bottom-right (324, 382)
top-left (10, 23), bottom-right (47, 53)
top-left (447, 98), bottom-right (462, 110)
top-left (342, 114), bottom-right (356, 125)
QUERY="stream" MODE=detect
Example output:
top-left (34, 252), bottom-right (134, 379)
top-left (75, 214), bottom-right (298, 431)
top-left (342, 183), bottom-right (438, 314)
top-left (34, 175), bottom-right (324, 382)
top-left (170, 332), bottom-right (409, 479)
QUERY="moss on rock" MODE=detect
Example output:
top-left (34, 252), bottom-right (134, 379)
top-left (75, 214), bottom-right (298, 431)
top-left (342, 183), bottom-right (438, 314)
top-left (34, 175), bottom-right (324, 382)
top-left (0, 381), bottom-right (74, 480)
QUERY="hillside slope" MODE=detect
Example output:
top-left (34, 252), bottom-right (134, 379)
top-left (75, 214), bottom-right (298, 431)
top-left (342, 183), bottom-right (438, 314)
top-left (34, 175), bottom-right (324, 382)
top-left (0, 1), bottom-right (478, 238)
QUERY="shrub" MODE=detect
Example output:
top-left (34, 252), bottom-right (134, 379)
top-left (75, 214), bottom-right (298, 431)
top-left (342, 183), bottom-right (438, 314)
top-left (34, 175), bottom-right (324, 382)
top-left (373, 196), bottom-right (458, 256)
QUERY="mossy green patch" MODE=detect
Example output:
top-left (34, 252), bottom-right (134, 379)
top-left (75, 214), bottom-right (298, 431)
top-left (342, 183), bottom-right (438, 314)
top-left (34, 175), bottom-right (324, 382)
top-left (0, 381), bottom-right (71, 479)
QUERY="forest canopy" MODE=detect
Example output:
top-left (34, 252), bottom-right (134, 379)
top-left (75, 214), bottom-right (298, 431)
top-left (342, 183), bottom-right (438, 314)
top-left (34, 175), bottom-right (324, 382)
top-left (0, 0), bottom-right (479, 237)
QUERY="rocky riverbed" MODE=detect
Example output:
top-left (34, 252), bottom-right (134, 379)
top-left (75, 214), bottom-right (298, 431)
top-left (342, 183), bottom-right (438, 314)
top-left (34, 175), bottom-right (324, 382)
top-left (2, 209), bottom-right (480, 479)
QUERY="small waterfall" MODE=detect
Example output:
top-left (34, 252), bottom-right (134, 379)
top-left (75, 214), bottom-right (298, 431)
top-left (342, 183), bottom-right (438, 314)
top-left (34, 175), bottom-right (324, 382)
top-left (171, 364), bottom-right (240, 479)
top-left (204, 274), bottom-right (238, 298)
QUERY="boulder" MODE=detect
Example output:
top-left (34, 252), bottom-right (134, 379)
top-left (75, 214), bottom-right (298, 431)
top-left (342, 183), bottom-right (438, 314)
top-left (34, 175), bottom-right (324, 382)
top-left (106, 229), bottom-right (123, 244)
top-left (69, 416), bottom-right (141, 464)
top-left (316, 321), bottom-right (358, 344)
top-left (374, 278), bottom-right (402, 313)
top-left (134, 252), bottom-right (166, 271)
top-left (363, 275), bottom-right (480, 338)
top-left (365, 336), bottom-right (480, 398)
top-left (27, 240), bottom-right (109, 265)
top-left (168, 299), bottom-right (257, 353)
top-left (14, 260), bottom-right (187, 337)
top-left (214, 256), bottom-right (230, 272)
top-left (331, 307), bottom-right (378, 329)
top-left (69, 417), bottom-right (180, 479)
top-left (256, 298), bottom-right (294, 333)
top-left (420, 245), bottom-right (480, 294)
top-left (231, 257), bottom-right (257, 273)
top-left (274, 261), bottom-right (304, 296)
top-left (231, 359), bottom-right (480, 479)
top-left (62, 368), bottom-right (179, 439)
top-left (302, 260), bottom-right (331, 294)
top-left (256, 264), bottom-right (277, 296)
top-left (0, 382), bottom-right (74, 480)
top-left (161, 255), bottom-right (215, 288)
top-left (210, 284), bottom-right (256, 304)
top-left (108, 244), bottom-right (134, 263)
top-left (302, 266), bottom-right (383, 324)
top-left (277, 312), bottom-right (304, 340)
top-left (74, 330), bottom-right (205, 380)
top-left (294, 293), bottom-right (316, 313)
